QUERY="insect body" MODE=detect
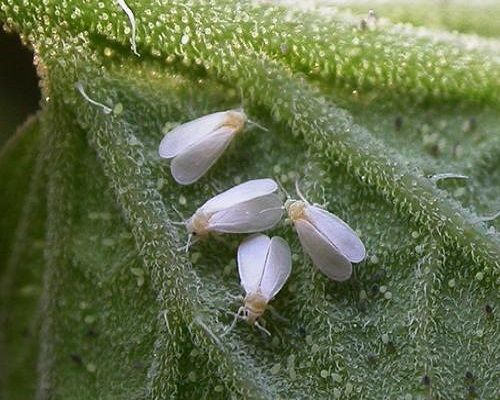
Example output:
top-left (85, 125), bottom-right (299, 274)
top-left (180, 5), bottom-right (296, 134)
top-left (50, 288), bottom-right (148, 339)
top-left (286, 187), bottom-right (365, 281)
top-left (227, 234), bottom-right (292, 335)
top-left (186, 178), bottom-right (283, 242)
top-left (159, 109), bottom-right (247, 185)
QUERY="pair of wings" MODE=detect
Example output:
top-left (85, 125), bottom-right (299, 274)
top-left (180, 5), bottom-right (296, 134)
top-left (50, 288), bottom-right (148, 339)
top-left (238, 234), bottom-right (292, 300)
top-left (294, 205), bottom-right (366, 281)
top-left (159, 111), bottom-right (241, 185)
top-left (201, 179), bottom-right (283, 233)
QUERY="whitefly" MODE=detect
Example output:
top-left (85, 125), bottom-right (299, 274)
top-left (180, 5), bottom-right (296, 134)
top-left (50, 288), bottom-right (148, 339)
top-left (159, 109), bottom-right (247, 185)
top-left (285, 183), bottom-right (366, 281)
top-left (183, 178), bottom-right (283, 250)
top-left (224, 233), bottom-right (292, 336)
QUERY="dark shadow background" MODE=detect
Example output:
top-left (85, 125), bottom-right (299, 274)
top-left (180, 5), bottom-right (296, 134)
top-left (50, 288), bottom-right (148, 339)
top-left (0, 25), bottom-right (41, 147)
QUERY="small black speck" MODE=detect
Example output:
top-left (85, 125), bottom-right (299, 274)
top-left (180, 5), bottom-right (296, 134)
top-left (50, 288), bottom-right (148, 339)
top-left (427, 144), bottom-right (440, 157)
top-left (385, 341), bottom-right (396, 353)
top-left (464, 371), bottom-right (474, 382)
top-left (484, 304), bottom-right (493, 315)
top-left (132, 360), bottom-right (145, 370)
top-left (467, 385), bottom-right (477, 399)
top-left (366, 352), bottom-right (377, 365)
top-left (358, 299), bottom-right (368, 312)
top-left (296, 326), bottom-right (306, 337)
top-left (421, 375), bottom-right (431, 386)
top-left (85, 328), bottom-right (98, 338)
top-left (70, 354), bottom-right (83, 366)
top-left (372, 269), bottom-right (386, 281)
top-left (370, 283), bottom-right (379, 296)
top-left (394, 115), bottom-right (403, 131)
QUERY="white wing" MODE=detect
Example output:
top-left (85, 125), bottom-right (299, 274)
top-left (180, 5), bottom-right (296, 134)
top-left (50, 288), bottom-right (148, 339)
top-left (238, 235), bottom-right (291, 300)
top-left (305, 206), bottom-right (366, 263)
top-left (237, 234), bottom-right (270, 294)
top-left (170, 127), bottom-right (235, 185)
top-left (158, 111), bottom-right (228, 158)
top-left (294, 219), bottom-right (352, 281)
top-left (259, 236), bottom-right (292, 299)
top-left (202, 178), bottom-right (279, 214)
top-left (208, 194), bottom-right (283, 233)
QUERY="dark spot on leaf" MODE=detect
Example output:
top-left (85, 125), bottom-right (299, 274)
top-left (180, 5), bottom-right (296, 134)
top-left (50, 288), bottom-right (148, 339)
top-left (370, 283), bottom-right (379, 296)
top-left (466, 385), bottom-right (477, 399)
top-left (85, 328), bottom-right (98, 338)
top-left (385, 341), bottom-right (396, 354)
top-left (132, 360), bottom-right (145, 370)
top-left (426, 144), bottom-right (440, 157)
top-left (421, 375), bottom-right (431, 386)
top-left (372, 269), bottom-right (386, 281)
top-left (358, 298), bottom-right (368, 312)
top-left (394, 115), bottom-right (403, 131)
top-left (464, 371), bottom-right (474, 383)
top-left (296, 326), bottom-right (306, 337)
top-left (366, 352), bottom-right (377, 365)
top-left (70, 354), bottom-right (83, 366)
top-left (484, 304), bottom-right (493, 316)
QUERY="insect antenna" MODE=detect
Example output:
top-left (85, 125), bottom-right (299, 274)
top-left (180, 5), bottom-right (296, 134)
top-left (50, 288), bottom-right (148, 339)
top-left (247, 119), bottom-right (269, 132)
top-left (170, 204), bottom-right (187, 225)
top-left (239, 87), bottom-right (269, 132)
top-left (294, 179), bottom-right (309, 203)
top-left (275, 177), bottom-right (291, 199)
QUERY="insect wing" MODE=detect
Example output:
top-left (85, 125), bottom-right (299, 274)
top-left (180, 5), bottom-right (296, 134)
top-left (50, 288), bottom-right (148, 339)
top-left (208, 194), bottom-right (283, 233)
top-left (259, 236), bottom-right (292, 299)
top-left (159, 111), bottom-right (228, 158)
top-left (170, 127), bottom-right (235, 185)
top-left (294, 219), bottom-right (352, 281)
top-left (237, 234), bottom-right (271, 294)
top-left (202, 178), bottom-right (279, 214)
top-left (305, 206), bottom-right (366, 263)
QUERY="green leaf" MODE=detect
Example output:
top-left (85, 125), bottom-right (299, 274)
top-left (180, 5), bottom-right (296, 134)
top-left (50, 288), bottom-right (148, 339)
top-left (1, 1), bottom-right (499, 399)
top-left (0, 117), bottom-right (46, 400)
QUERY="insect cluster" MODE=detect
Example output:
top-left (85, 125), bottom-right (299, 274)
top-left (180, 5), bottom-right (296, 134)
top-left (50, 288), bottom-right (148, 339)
top-left (159, 109), bottom-right (366, 335)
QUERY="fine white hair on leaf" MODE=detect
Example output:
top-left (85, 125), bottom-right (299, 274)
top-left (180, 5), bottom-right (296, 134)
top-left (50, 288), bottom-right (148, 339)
top-left (75, 82), bottom-right (112, 114)
top-left (117, 0), bottom-right (140, 56)
top-left (430, 173), bottom-right (469, 183)
top-left (193, 317), bottom-right (222, 348)
top-left (473, 210), bottom-right (500, 223)
top-left (159, 110), bottom-right (247, 185)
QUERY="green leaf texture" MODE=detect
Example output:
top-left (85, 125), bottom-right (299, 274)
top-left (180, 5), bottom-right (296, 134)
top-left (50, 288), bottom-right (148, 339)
top-left (0, 1), bottom-right (498, 399)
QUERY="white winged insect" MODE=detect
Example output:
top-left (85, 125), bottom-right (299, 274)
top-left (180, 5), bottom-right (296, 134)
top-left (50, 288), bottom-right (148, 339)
top-left (159, 109), bottom-right (247, 185)
top-left (225, 234), bottom-right (292, 336)
top-left (285, 183), bottom-right (366, 281)
top-left (184, 179), bottom-right (283, 249)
